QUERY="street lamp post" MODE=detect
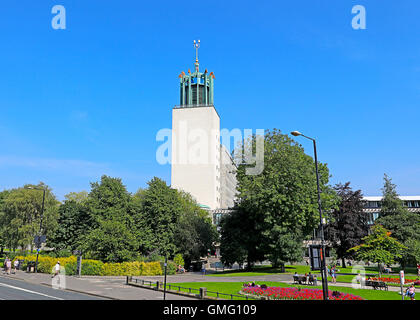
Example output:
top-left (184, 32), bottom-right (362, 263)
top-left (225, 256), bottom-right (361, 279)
top-left (291, 131), bottom-right (329, 300)
top-left (26, 186), bottom-right (46, 273)
top-left (163, 255), bottom-right (168, 300)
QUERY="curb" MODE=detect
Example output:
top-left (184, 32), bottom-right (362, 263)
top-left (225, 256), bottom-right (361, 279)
top-left (127, 281), bottom-right (201, 300)
top-left (39, 282), bottom-right (118, 300)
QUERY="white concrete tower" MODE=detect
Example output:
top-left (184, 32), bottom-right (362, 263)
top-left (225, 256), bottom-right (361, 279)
top-left (171, 40), bottom-right (222, 210)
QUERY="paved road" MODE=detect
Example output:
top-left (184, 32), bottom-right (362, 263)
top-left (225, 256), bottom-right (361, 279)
top-left (0, 271), bottom-right (197, 300)
top-left (0, 275), bottom-right (103, 300)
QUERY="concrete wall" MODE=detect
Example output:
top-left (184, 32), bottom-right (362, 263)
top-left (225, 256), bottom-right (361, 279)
top-left (171, 106), bottom-right (221, 210)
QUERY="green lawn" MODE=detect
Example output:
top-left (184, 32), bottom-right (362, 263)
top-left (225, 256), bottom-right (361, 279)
top-left (208, 264), bottom-right (418, 279)
top-left (167, 281), bottom-right (405, 300)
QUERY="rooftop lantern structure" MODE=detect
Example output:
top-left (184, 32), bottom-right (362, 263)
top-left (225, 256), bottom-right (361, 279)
top-left (178, 40), bottom-right (215, 107)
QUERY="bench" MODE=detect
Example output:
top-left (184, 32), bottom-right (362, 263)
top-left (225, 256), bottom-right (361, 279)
top-left (293, 275), bottom-right (307, 285)
top-left (365, 280), bottom-right (388, 291)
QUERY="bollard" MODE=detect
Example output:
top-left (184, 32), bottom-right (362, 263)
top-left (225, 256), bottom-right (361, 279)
top-left (199, 287), bottom-right (207, 299)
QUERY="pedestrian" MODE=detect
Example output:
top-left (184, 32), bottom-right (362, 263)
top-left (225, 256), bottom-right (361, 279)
top-left (356, 272), bottom-right (362, 283)
top-left (2, 257), bottom-right (8, 274)
top-left (6, 258), bottom-right (12, 275)
top-left (331, 266), bottom-right (337, 284)
top-left (52, 261), bottom-right (60, 278)
top-left (417, 263), bottom-right (420, 277)
top-left (405, 285), bottom-right (416, 301)
top-left (13, 259), bottom-right (19, 274)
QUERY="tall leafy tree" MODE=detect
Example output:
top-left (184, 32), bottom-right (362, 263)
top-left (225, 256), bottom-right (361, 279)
top-left (80, 175), bottom-right (138, 262)
top-left (173, 191), bottom-right (218, 268)
top-left (219, 206), bottom-right (266, 270)
top-left (376, 174), bottom-right (420, 268)
top-left (349, 224), bottom-right (407, 276)
top-left (222, 129), bottom-right (335, 269)
top-left (379, 174), bottom-right (408, 218)
top-left (64, 191), bottom-right (89, 203)
top-left (138, 177), bottom-right (182, 257)
top-left (1, 183), bottom-right (59, 251)
top-left (0, 190), bottom-right (11, 254)
top-left (48, 199), bottom-right (92, 252)
top-left (325, 182), bottom-right (369, 268)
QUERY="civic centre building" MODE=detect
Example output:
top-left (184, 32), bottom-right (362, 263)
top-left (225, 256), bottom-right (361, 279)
top-left (170, 42), bottom-right (237, 218)
top-left (363, 195), bottom-right (420, 225)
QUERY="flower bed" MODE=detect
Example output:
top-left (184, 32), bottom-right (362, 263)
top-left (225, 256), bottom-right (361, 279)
top-left (241, 286), bottom-right (364, 300)
top-left (370, 277), bottom-right (419, 285)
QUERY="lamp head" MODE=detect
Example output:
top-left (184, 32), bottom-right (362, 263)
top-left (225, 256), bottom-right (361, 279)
top-left (291, 131), bottom-right (302, 137)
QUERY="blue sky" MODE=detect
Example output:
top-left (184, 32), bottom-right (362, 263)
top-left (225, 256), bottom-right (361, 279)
top-left (1, 0), bottom-right (420, 200)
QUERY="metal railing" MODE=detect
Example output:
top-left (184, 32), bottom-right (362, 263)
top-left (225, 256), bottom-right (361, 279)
top-left (126, 277), bottom-right (260, 300)
top-left (173, 104), bottom-right (215, 109)
top-left (166, 284), bottom-right (200, 295)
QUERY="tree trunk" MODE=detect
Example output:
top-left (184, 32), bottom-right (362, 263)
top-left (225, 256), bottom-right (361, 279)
top-left (246, 257), bottom-right (253, 271)
top-left (279, 262), bottom-right (285, 273)
top-left (341, 257), bottom-right (346, 269)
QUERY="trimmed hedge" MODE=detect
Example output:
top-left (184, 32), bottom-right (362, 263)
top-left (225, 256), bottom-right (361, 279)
top-left (13, 255), bottom-right (76, 274)
top-left (12, 255), bottom-right (176, 276)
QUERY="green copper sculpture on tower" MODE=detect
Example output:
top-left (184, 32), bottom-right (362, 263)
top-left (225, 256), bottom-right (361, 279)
top-left (178, 40), bottom-right (215, 107)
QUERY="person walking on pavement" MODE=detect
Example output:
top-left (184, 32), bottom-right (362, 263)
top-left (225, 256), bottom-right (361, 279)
top-left (2, 257), bottom-right (8, 274)
top-left (331, 266), bottom-right (337, 284)
top-left (52, 261), bottom-right (60, 278)
top-left (405, 285), bottom-right (416, 300)
top-left (13, 259), bottom-right (19, 274)
top-left (6, 258), bottom-right (12, 275)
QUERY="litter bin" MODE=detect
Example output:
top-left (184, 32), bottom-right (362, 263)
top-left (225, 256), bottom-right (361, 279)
top-left (18, 260), bottom-right (25, 271)
top-left (27, 261), bottom-right (36, 273)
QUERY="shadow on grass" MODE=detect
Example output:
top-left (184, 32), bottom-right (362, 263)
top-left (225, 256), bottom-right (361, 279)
top-left (209, 265), bottom-right (299, 276)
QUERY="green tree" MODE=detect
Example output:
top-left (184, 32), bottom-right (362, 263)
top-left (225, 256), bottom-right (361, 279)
top-left (379, 174), bottom-right (407, 217)
top-left (80, 175), bottom-right (137, 262)
top-left (222, 129), bottom-right (335, 269)
top-left (1, 184), bottom-right (59, 251)
top-left (64, 191), bottom-right (89, 204)
top-left (173, 191), bottom-right (218, 268)
top-left (349, 224), bottom-right (407, 276)
top-left (219, 207), bottom-right (265, 270)
top-left (376, 174), bottom-right (420, 268)
top-left (48, 199), bottom-right (92, 252)
top-left (325, 182), bottom-right (369, 268)
top-left (82, 217), bottom-right (138, 262)
top-left (136, 177), bottom-right (182, 257)
top-left (0, 190), bottom-right (12, 254)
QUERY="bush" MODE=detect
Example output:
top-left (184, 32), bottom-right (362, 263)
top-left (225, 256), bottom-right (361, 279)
top-left (146, 252), bottom-right (165, 263)
top-left (66, 259), bottom-right (104, 276)
top-left (141, 261), bottom-right (162, 275)
top-left (12, 255), bottom-right (167, 276)
top-left (173, 254), bottom-right (184, 267)
top-left (49, 249), bottom-right (73, 258)
top-left (13, 255), bottom-right (77, 274)
top-left (160, 261), bottom-right (177, 275)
